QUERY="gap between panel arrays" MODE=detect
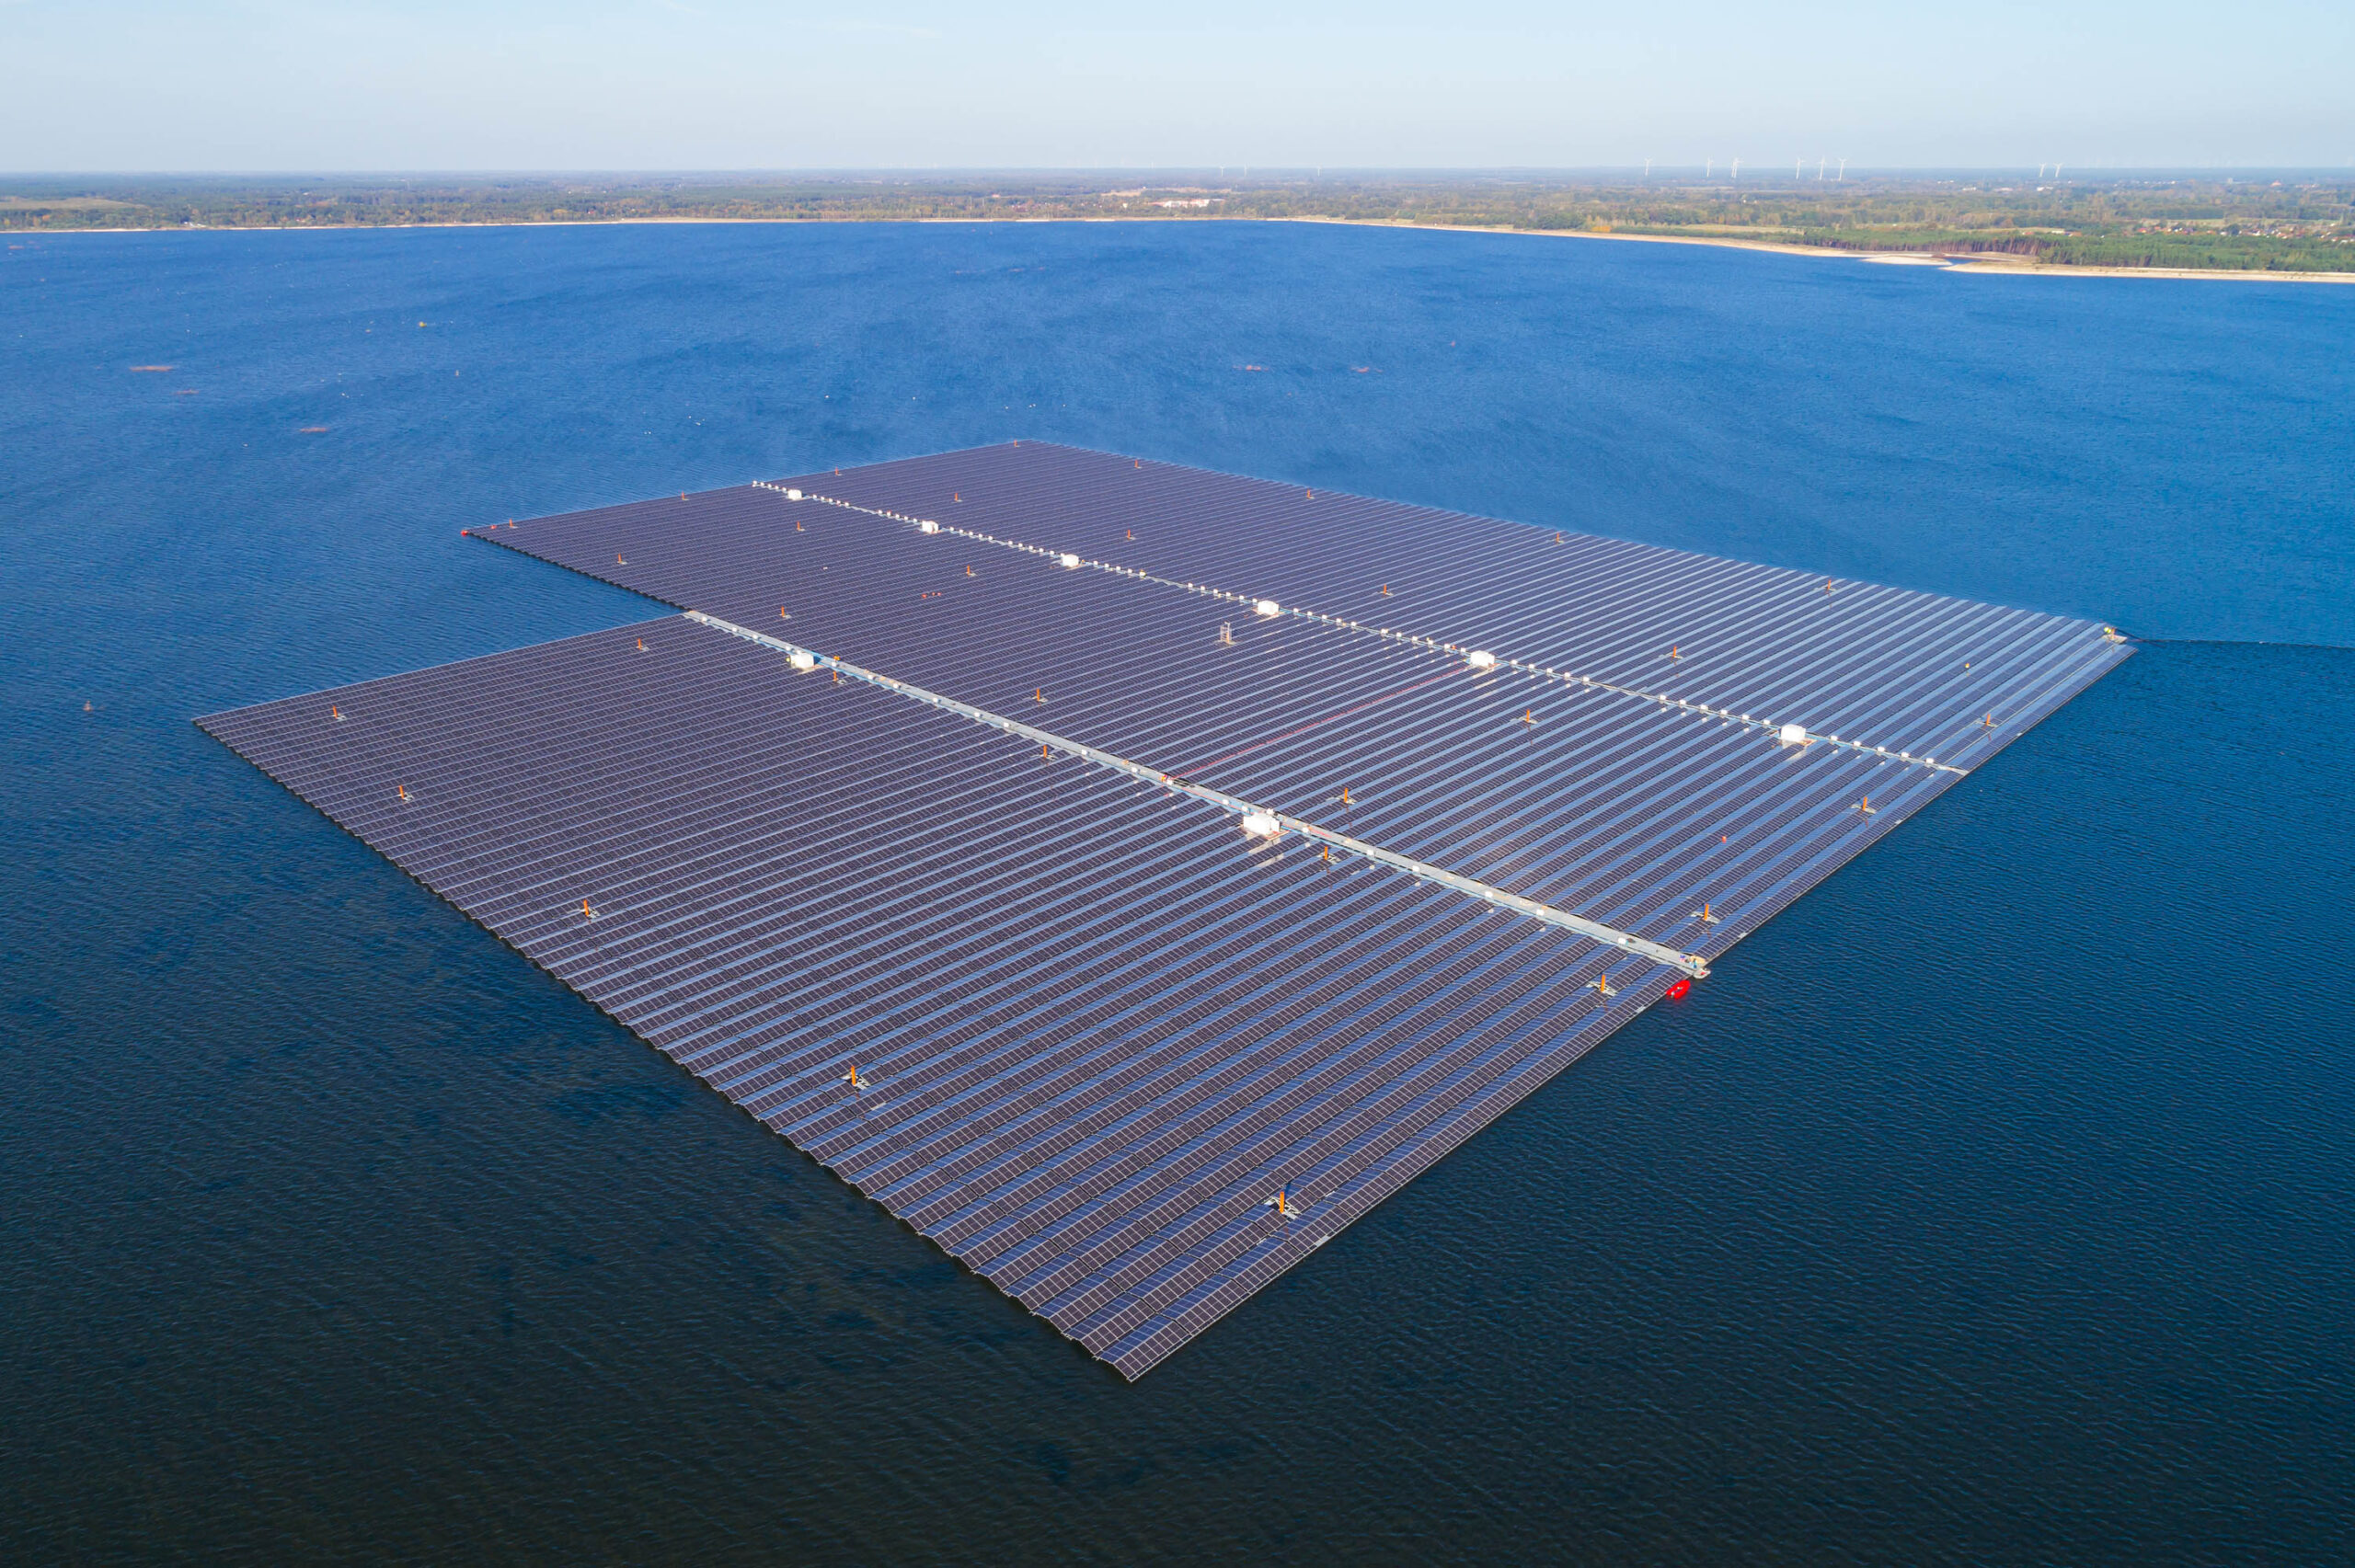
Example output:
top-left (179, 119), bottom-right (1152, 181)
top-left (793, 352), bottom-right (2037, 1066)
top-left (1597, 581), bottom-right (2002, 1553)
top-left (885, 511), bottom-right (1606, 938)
top-left (205, 443), bottom-right (2132, 1378)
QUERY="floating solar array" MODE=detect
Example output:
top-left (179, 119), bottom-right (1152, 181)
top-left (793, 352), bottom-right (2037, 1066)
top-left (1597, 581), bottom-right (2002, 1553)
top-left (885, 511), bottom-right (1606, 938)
top-left (201, 441), bottom-right (2132, 1378)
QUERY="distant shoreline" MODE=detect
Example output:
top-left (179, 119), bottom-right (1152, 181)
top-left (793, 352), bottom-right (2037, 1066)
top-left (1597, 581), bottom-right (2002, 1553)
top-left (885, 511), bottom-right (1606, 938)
top-left (1276, 215), bottom-right (2355, 282)
top-left (21, 211), bottom-right (2355, 282)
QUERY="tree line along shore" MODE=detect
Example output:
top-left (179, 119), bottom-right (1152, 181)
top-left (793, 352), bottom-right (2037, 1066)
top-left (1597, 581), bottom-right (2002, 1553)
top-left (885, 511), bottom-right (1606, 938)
top-left (6, 173), bottom-right (2351, 275)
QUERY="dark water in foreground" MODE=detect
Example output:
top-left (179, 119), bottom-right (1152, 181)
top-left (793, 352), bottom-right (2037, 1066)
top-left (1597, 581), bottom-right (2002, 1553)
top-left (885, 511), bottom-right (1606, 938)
top-left (4, 223), bottom-right (2352, 1563)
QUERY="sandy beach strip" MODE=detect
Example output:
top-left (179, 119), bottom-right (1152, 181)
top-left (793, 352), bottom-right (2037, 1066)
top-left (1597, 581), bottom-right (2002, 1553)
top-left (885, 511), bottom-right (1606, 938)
top-left (1275, 216), bottom-right (2355, 282)
top-left (17, 210), bottom-right (2354, 282)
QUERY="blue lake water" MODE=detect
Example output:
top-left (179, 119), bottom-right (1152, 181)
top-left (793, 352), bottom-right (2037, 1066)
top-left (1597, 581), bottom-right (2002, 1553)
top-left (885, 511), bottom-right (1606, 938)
top-left (4, 221), bottom-right (2351, 1562)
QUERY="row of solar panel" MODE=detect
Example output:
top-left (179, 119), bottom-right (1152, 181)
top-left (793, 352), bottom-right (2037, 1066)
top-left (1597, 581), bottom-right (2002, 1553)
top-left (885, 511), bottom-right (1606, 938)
top-left (206, 443), bottom-right (2129, 1377)
top-left (481, 471), bottom-right (2112, 778)
top-left (201, 617), bottom-right (1683, 1376)
top-left (782, 441), bottom-right (2129, 770)
top-left (478, 478), bottom-right (1982, 958)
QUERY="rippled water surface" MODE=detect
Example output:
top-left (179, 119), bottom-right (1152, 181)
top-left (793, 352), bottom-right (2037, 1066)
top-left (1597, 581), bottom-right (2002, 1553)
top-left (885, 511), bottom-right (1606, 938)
top-left (4, 222), bottom-right (2351, 1563)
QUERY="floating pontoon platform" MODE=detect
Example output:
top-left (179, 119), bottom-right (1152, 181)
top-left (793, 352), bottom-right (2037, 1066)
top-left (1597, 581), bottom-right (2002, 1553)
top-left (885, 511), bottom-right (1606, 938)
top-left (200, 441), bottom-right (2131, 1378)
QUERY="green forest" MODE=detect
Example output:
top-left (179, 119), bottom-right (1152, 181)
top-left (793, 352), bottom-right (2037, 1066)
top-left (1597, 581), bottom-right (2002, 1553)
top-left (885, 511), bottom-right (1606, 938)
top-left (6, 171), bottom-right (2350, 274)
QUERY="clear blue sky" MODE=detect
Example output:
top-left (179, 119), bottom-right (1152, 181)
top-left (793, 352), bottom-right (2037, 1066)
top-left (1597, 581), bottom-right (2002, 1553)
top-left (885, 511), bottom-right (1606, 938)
top-left (4, 0), bottom-right (2349, 172)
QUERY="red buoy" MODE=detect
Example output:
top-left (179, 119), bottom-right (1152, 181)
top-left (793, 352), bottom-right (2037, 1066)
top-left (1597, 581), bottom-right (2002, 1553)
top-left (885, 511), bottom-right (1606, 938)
top-left (1665, 979), bottom-right (1692, 1001)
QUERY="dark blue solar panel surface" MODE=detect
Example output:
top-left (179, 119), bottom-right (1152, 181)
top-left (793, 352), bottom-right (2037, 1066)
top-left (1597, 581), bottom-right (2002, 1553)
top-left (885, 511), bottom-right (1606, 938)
top-left (782, 442), bottom-right (2126, 771)
top-left (478, 445), bottom-right (2125, 960)
top-left (200, 618), bottom-right (1676, 1378)
top-left (203, 443), bottom-right (2131, 1377)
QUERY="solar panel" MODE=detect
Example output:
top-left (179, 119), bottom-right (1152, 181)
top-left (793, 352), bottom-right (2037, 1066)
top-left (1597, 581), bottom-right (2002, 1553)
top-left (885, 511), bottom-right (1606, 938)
top-left (203, 443), bottom-right (2131, 1377)
top-left (477, 445), bottom-right (2125, 966)
top-left (201, 618), bottom-right (1677, 1378)
top-left (826, 443), bottom-right (2125, 765)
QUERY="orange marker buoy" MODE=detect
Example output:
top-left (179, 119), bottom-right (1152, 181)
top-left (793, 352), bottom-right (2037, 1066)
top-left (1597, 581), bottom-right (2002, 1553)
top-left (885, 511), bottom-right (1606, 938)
top-left (1554, 530), bottom-right (1563, 544)
top-left (617, 554), bottom-right (626, 565)
top-left (1306, 489), bottom-right (1314, 499)
top-left (780, 608), bottom-right (789, 619)
top-left (1035, 688), bottom-right (1045, 704)
top-left (1340, 785), bottom-right (1351, 805)
top-left (330, 704), bottom-right (341, 721)
top-left (85, 701), bottom-right (93, 712)
top-left (1721, 833), bottom-right (1729, 843)
top-left (1380, 584), bottom-right (1390, 597)
top-left (795, 521), bottom-right (804, 532)
top-left (1982, 712), bottom-right (1996, 729)
top-left (396, 784), bottom-right (408, 801)
top-left (581, 898), bottom-right (593, 920)
top-left (965, 565), bottom-right (974, 577)
top-left (1040, 745), bottom-right (1051, 760)
top-left (1669, 645), bottom-right (1680, 659)
top-left (1125, 529), bottom-right (1133, 540)
top-left (636, 637), bottom-right (646, 652)
top-left (1854, 795), bottom-right (1875, 814)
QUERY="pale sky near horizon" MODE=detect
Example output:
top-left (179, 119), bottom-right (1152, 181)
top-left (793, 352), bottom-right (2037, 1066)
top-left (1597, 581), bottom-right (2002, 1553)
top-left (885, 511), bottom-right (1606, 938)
top-left (3, 1), bottom-right (2349, 173)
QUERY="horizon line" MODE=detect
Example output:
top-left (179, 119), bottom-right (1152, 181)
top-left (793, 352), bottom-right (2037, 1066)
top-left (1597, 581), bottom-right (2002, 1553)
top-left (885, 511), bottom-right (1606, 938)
top-left (6, 165), bottom-right (2353, 180)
